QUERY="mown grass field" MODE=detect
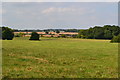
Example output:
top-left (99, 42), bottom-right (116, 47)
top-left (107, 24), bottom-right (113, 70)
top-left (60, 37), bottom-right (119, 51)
top-left (2, 37), bottom-right (118, 78)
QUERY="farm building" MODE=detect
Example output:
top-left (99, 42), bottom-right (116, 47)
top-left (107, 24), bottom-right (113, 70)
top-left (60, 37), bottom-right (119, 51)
top-left (14, 32), bottom-right (78, 37)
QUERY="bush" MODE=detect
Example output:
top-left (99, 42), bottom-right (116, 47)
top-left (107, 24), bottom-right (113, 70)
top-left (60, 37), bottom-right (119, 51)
top-left (61, 34), bottom-right (66, 38)
top-left (111, 34), bottom-right (120, 43)
top-left (2, 27), bottom-right (14, 40)
top-left (72, 35), bottom-right (78, 38)
top-left (14, 34), bottom-right (20, 37)
top-left (29, 32), bottom-right (40, 40)
top-left (14, 33), bottom-right (25, 37)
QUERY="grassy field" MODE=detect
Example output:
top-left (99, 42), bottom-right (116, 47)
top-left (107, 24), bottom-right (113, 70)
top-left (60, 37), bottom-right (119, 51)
top-left (2, 37), bottom-right (118, 78)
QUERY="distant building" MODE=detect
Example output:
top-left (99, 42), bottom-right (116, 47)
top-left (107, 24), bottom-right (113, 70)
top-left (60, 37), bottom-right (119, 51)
top-left (14, 31), bottom-right (78, 37)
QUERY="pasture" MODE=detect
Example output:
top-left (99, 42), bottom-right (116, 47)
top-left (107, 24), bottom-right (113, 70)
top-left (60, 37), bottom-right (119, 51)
top-left (2, 37), bottom-right (118, 78)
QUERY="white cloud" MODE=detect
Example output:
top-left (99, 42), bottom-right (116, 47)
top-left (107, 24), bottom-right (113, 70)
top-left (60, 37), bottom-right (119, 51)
top-left (41, 7), bottom-right (92, 16)
top-left (41, 7), bottom-right (77, 14)
top-left (2, 0), bottom-right (119, 2)
top-left (2, 2), bottom-right (117, 29)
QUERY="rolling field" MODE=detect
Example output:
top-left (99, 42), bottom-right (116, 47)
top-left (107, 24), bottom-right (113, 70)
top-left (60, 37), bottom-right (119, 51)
top-left (2, 37), bottom-right (118, 78)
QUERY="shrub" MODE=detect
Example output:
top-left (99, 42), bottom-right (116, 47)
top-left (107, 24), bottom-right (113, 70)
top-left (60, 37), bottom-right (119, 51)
top-left (14, 34), bottom-right (20, 37)
top-left (111, 34), bottom-right (120, 43)
top-left (51, 35), bottom-right (53, 37)
top-left (61, 34), bottom-right (66, 38)
top-left (72, 35), bottom-right (78, 38)
top-left (14, 33), bottom-right (25, 37)
top-left (2, 27), bottom-right (14, 40)
top-left (56, 30), bottom-right (60, 34)
top-left (45, 31), bottom-right (49, 34)
top-left (29, 32), bottom-right (40, 40)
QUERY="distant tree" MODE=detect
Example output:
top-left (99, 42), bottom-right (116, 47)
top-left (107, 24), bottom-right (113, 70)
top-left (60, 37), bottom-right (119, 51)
top-left (2, 27), bottom-right (14, 40)
top-left (72, 35), bottom-right (78, 38)
top-left (103, 25), bottom-right (120, 36)
top-left (85, 28), bottom-right (94, 39)
top-left (56, 30), bottom-right (60, 34)
top-left (15, 33), bottom-right (25, 37)
top-left (29, 32), bottom-right (40, 40)
top-left (61, 34), bottom-right (66, 38)
top-left (45, 31), bottom-right (49, 34)
top-left (93, 26), bottom-right (104, 39)
top-left (111, 34), bottom-right (120, 43)
top-left (14, 34), bottom-right (20, 37)
top-left (65, 29), bottom-right (79, 32)
top-left (104, 30), bottom-right (113, 39)
top-left (79, 29), bottom-right (88, 38)
top-left (78, 25), bottom-right (120, 39)
top-left (24, 30), bottom-right (29, 35)
top-left (75, 34), bottom-right (81, 38)
top-left (51, 35), bottom-right (53, 37)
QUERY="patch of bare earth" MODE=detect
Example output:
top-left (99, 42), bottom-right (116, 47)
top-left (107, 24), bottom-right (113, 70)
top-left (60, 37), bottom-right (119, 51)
top-left (20, 56), bottom-right (48, 63)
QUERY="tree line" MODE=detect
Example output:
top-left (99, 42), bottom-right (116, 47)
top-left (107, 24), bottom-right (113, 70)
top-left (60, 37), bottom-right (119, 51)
top-left (1, 25), bottom-right (120, 43)
top-left (14, 29), bottom-right (79, 32)
top-left (78, 25), bottom-right (120, 40)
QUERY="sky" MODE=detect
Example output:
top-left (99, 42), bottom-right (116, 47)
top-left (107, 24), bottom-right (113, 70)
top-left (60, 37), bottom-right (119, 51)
top-left (2, 0), bottom-right (120, 2)
top-left (2, 2), bottom-right (118, 30)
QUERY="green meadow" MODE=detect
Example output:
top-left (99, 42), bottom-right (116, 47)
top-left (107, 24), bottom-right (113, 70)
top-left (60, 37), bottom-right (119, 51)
top-left (2, 37), bottom-right (118, 78)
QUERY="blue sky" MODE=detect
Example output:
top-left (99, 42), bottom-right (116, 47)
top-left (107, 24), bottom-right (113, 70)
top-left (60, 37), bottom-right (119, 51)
top-left (2, 2), bottom-right (118, 30)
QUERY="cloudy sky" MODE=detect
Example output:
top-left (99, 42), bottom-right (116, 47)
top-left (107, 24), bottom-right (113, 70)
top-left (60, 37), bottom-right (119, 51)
top-left (2, 2), bottom-right (118, 30)
top-left (2, 0), bottom-right (119, 2)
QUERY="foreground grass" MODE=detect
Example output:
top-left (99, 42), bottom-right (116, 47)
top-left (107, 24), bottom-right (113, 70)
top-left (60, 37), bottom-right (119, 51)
top-left (2, 37), bottom-right (118, 78)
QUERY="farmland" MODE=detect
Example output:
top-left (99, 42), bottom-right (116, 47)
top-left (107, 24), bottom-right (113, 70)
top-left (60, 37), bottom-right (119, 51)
top-left (2, 37), bottom-right (118, 78)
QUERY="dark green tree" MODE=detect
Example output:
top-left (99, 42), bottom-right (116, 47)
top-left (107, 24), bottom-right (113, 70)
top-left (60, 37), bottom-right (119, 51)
top-left (86, 28), bottom-right (94, 39)
top-left (29, 32), bottom-right (40, 40)
top-left (111, 34), bottom-right (120, 43)
top-left (78, 25), bottom-right (120, 39)
top-left (2, 27), bottom-right (14, 40)
top-left (79, 29), bottom-right (88, 38)
top-left (93, 26), bottom-right (104, 39)
top-left (61, 34), bottom-right (66, 38)
top-left (103, 25), bottom-right (120, 36)
top-left (56, 30), bottom-right (60, 34)
top-left (104, 30), bottom-right (113, 39)
top-left (14, 33), bottom-right (25, 37)
top-left (45, 31), bottom-right (49, 34)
